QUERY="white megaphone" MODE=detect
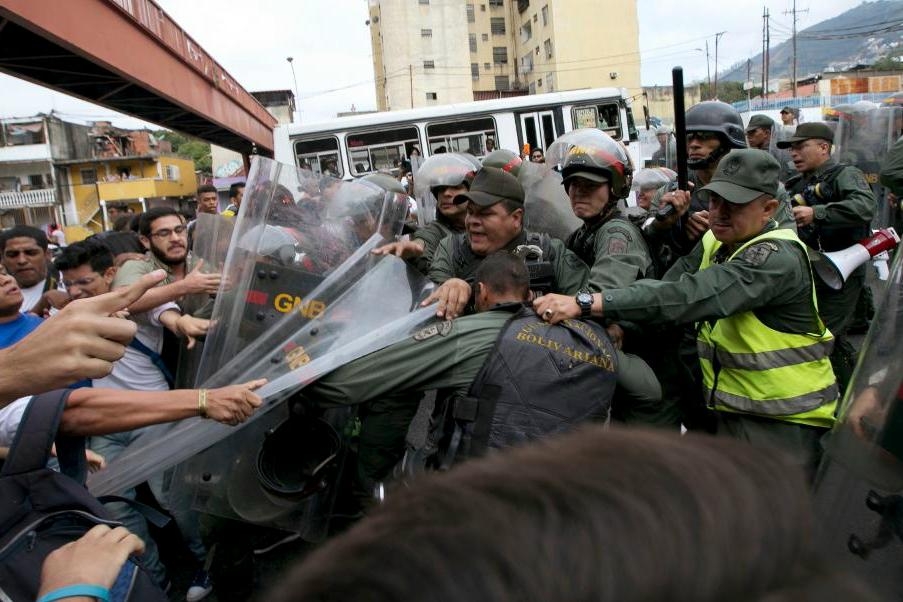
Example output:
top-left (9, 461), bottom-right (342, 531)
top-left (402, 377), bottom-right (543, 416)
top-left (809, 228), bottom-right (900, 290)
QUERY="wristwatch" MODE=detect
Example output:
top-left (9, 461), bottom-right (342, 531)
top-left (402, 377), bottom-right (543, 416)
top-left (575, 291), bottom-right (593, 318)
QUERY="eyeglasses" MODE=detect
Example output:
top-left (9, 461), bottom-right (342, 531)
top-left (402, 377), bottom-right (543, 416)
top-left (63, 275), bottom-right (98, 289)
top-left (687, 131), bottom-right (719, 142)
top-left (150, 224), bottom-right (188, 239)
top-left (3, 248), bottom-right (43, 258)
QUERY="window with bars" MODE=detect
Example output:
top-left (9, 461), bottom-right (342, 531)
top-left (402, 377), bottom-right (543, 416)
top-left (469, 33), bottom-right (478, 53)
top-left (488, 0), bottom-right (503, 6)
top-left (466, 3), bottom-right (475, 22)
top-left (426, 92), bottom-right (438, 100)
top-left (494, 75), bottom-right (510, 90)
top-left (421, 28), bottom-right (432, 37)
top-left (423, 60), bottom-right (435, 69)
top-left (492, 46), bottom-right (507, 64)
top-left (541, 4), bottom-right (548, 25)
top-left (520, 21), bottom-right (532, 42)
top-left (544, 38), bottom-right (552, 59)
top-left (490, 17), bottom-right (505, 34)
top-left (482, 33), bottom-right (488, 41)
top-left (471, 63), bottom-right (480, 79)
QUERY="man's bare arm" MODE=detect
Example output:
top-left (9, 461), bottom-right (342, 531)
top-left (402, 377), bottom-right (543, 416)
top-left (121, 260), bottom-right (221, 314)
top-left (59, 379), bottom-right (266, 435)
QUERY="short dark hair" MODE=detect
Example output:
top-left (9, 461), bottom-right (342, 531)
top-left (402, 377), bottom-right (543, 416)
top-left (0, 225), bottom-right (48, 252)
top-left (474, 252), bottom-right (529, 301)
top-left (229, 182), bottom-right (245, 199)
top-left (138, 207), bottom-right (184, 237)
top-left (197, 184), bottom-right (218, 195)
top-left (93, 231), bottom-right (144, 257)
top-left (107, 202), bottom-right (129, 212)
top-left (268, 427), bottom-right (873, 602)
top-left (55, 237), bottom-right (115, 274)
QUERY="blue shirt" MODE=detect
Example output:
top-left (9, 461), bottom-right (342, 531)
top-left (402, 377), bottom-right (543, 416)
top-left (0, 312), bottom-right (43, 349)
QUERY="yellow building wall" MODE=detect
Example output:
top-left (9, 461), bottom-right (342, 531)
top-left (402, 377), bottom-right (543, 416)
top-left (65, 155), bottom-right (197, 232)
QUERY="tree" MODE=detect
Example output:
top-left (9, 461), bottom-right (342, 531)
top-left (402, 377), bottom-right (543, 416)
top-left (871, 55), bottom-right (903, 72)
top-left (153, 130), bottom-right (212, 176)
top-left (698, 81), bottom-right (763, 104)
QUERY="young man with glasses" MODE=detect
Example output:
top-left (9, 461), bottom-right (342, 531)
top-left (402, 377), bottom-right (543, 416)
top-left (113, 207), bottom-right (222, 315)
top-left (778, 122), bottom-right (876, 391)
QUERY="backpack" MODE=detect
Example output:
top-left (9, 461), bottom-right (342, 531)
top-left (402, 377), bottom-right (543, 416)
top-left (0, 390), bottom-right (168, 601)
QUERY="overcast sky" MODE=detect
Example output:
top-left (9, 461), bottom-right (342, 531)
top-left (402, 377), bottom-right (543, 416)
top-left (0, 0), bottom-right (868, 128)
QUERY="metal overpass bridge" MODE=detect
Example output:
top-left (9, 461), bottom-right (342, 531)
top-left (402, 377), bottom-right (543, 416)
top-left (0, 0), bottom-right (276, 157)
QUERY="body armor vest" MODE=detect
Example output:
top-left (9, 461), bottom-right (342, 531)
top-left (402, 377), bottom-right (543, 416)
top-left (446, 305), bottom-right (618, 460)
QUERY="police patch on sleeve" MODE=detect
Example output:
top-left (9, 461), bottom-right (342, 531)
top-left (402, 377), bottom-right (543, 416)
top-left (852, 170), bottom-right (870, 192)
top-left (740, 241), bottom-right (779, 266)
top-left (413, 320), bottom-right (453, 341)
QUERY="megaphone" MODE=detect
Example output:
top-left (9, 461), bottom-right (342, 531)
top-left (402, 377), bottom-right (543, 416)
top-left (809, 228), bottom-right (900, 290)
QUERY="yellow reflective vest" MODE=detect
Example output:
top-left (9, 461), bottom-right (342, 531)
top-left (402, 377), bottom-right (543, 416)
top-left (697, 228), bottom-right (838, 429)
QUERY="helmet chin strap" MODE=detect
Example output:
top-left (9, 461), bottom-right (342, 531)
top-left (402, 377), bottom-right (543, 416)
top-left (687, 144), bottom-right (729, 170)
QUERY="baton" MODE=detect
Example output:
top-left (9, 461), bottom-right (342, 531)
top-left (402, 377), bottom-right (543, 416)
top-left (656, 67), bottom-right (689, 220)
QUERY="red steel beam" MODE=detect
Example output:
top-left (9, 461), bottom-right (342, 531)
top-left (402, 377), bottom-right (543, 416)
top-left (0, 0), bottom-right (276, 153)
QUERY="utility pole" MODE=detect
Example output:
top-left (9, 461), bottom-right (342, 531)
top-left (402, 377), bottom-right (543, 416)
top-left (765, 8), bottom-right (770, 99)
top-left (409, 64), bottom-right (414, 108)
top-left (785, 0), bottom-right (808, 98)
top-left (705, 40), bottom-right (711, 98)
top-left (713, 31), bottom-right (726, 100)
top-left (286, 57), bottom-right (300, 123)
top-left (761, 7), bottom-right (767, 95)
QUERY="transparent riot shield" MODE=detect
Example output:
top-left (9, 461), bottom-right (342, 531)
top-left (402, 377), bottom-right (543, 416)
top-left (519, 159), bottom-right (582, 241)
top-left (813, 247), bottom-right (903, 599)
top-left (87, 253), bottom-right (436, 505)
top-left (413, 153), bottom-right (480, 227)
top-left (835, 105), bottom-right (903, 230)
top-left (194, 157), bottom-right (409, 385)
top-left (174, 213), bottom-right (236, 386)
top-left (639, 126), bottom-right (676, 170)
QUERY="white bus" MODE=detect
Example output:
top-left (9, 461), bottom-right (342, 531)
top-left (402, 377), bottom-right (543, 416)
top-left (273, 87), bottom-right (640, 178)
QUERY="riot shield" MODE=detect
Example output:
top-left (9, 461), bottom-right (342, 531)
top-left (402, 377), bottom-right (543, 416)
top-left (412, 153), bottom-right (480, 227)
top-left (834, 104), bottom-right (903, 230)
top-left (519, 159), bottom-right (582, 241)
top-left (639, 126), bottom-right (676, 170)
top-left (194, 157), bottom-right (409, 384)
top-left (87, 253), bottom-right (436, 501)
top-left (814, 247), bottom-right (903, 598)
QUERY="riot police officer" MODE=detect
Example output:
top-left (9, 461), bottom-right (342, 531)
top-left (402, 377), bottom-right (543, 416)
top-left (778, 122), bottom-right (876, 390)
top-left (374, 153), bottom-right (479, 274)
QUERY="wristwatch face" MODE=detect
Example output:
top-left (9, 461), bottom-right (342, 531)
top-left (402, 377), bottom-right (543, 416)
top-left (576, 292), bottom-right (593, 316)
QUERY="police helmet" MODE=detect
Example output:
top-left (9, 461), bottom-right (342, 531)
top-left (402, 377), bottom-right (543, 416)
top-left (256, 417), bottom-right (342, 500)
top-left (685, 101), bottom-right (747, 168)
top-left (413, 153), bottom-right (481, 199)
top-left (547, 128), bottom-right (632, 199)
top-left (361, 172), bottom-right (407, 195)
top-left (482, 149), bottom-right (524, 177)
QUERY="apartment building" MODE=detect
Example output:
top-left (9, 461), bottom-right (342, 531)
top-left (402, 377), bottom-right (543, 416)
top-left (367, 0), bottom-right (640, 110)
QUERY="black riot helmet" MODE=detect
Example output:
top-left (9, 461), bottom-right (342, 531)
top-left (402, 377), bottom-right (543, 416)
top-left (685, 101), bottom-right (747, 169)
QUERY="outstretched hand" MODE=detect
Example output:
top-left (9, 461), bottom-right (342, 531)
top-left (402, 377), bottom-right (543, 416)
top-left (420, 278), bottom-right (471, 319)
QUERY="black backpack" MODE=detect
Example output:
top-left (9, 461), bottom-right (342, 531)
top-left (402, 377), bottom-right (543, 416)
top-left (0, 390), bottom-right (168, 601)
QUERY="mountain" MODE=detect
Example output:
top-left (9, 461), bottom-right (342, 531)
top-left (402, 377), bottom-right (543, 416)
top-left (719, 0), bottom-right (903, 83)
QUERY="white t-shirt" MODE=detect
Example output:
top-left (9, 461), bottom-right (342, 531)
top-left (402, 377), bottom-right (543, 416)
top-left (0, 396), bottom-right (31, 447)
top-left (93, 302), bottom-right (178, 392)
top-left (20, 280), bottom-right (45, 313)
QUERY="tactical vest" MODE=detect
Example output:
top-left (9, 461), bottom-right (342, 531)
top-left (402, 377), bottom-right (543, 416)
top-left (566, 212), bottom-right (657, 279)
top-left (786, 163), bottom-right (870, 251)
top-left (451, 231), bottom-right (557, 294)
top-left (697, 229), bottom-right (838, 429)
top-left (442, 305), bottom-right (618, 461)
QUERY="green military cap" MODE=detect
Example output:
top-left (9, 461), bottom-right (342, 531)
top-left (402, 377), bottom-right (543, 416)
top-left (746, 114), bottom-right (774, 132)
top-left (454, 166), bottom-right (524, 207)
top-left (775, 122), bottom-right (834, 148)
top-left (697, 149), bottom-right (780, 205)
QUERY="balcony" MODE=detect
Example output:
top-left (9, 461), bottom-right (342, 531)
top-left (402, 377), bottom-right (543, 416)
top-left (0, 188), bottom-right (56, 209)
top-left (0, 144), bottom-right (52, 163)
top-left (96, 177), bottom-right (190, 200)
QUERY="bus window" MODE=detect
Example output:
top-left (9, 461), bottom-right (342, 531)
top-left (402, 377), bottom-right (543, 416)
top-left (295, 136), bottom-right (343, 178)
top-left (426, 117), bottom-right (496, 157)
top-left (572, 102), bottom-right (622, 140)
top-left (624, 104), bottom-right (639, 142)
top-left (346, 126), bottom-right (419, 176)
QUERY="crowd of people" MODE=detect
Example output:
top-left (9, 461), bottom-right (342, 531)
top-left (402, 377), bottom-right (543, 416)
top-left (2, 96), bottom-right (901, 601)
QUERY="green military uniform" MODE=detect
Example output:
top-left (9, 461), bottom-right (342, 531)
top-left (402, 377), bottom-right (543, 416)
top-left (410, 219), bottom-right (459, 275)
top-left (598, 150), bottom-right (839, 477)
top-left (785, 157), bottom-right (875, 390)
top-left (428, 230), bottom-right (588, 294)
top-left (306, 304), bottom-right (660, 485)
